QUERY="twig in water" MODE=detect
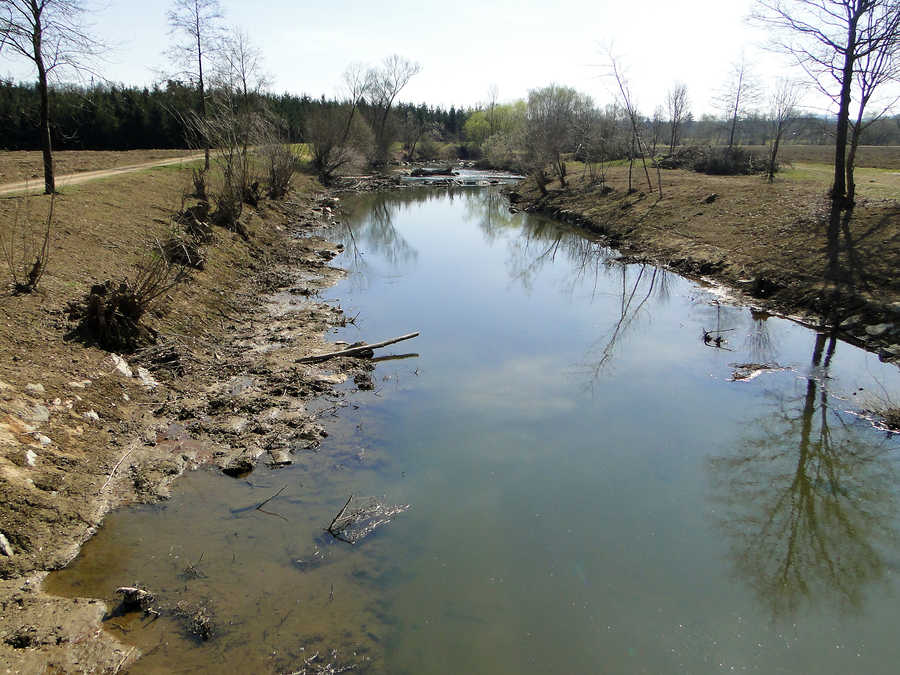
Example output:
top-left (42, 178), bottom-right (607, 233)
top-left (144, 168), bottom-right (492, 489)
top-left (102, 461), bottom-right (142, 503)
top-left (255, 485), bottom-right (287, 511)
top-left (113, 647), bottom-right (137, 674)
top-left (327, 494), bottom-right (354, 535)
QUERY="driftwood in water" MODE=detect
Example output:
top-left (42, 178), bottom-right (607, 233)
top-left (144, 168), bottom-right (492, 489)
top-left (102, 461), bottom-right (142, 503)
top-left (297, 332), bottom-right (419, 363)
top-left (115, 586), bottom-right (155, 611)
top-left (325, 493), bottom-right (411, 544)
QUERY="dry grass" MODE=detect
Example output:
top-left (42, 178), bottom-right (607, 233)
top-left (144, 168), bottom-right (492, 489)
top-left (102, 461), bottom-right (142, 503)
top-left (0, 149), bottom-right (194, 184)
top-left (742, 144), bottom-right (900, 170)
top-left (535, 160), bottom-right (899, 321)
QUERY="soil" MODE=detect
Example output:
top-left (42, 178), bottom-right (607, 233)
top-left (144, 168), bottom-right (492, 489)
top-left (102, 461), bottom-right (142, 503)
top-left (512, 161), bottom-right (900, 362)
top-left (0, 161), bottom-right (369, 672)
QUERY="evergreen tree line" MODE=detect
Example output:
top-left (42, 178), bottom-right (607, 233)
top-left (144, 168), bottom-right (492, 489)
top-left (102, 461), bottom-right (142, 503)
top-left (0, 79), bottom-right (473, 151)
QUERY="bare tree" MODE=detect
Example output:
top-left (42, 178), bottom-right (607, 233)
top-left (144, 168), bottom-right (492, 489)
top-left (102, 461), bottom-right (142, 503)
top-left (339, 62), bottom-right (368, 149)
top-left (167, 0), bottom-right (224, 171)
top-left (766, 78), bottom-right (803, 180)
top-left (306, 64), bottom-right (376, 184)
top-left (212, 28), bottom-right (270, 204)
top-left (608, 55), bottom-right (653, 193)
top-left (365, 54), bottom-right (420, 166)
top-left (0, 0), bottom-right (104, 194)
top-left (846, 32), bottom-right (900, 200)
top-left (215, 27), bottom-right (267, 105)
top-left (754, 0), bottom-right (900, 206)
top-left (715, 56), bottom-right (761, 148)
top-left (487, 83), bottom-right (499, 135)
top-left (666, 83), bottom-right (690, 154)
top-left (650, 105), bottom-right (664, 155)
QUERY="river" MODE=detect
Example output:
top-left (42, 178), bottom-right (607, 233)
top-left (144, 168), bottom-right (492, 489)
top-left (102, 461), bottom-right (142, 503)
top-left (47, 185), bottom-right (900, 674)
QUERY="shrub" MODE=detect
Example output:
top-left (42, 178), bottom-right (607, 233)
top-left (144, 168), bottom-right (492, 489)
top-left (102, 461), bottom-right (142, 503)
top-left (191, 168), bottom-right (208, 200)
top-left (0, 194), bottom-right (53, 294)
top-left (262, 142), bottom-right (297, 198)
top-left (67, 240), bottom-right (190, 351)
top-left (656, 145), bottom-right (767, 175)
top-left (693, 146), bottom-right (766, 175)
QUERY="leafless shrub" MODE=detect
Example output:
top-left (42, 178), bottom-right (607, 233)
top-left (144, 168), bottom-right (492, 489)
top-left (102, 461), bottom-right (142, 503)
top-left (174, 201), bottom-right (214, 243)
top-left (306, 104), bottom-right (374, 185)
top-left (162, 234), bottom-right (205, 270)
top-left (183, 103), bottom-right (260, 233)
top-left (191, 167), bottom-right (208, 199)
top-left (1, 193), bottom-right (53, 293)
top-left (262, 140), bottom-right (297, 198)
top-left (67, 239), bottom-right (190, 351)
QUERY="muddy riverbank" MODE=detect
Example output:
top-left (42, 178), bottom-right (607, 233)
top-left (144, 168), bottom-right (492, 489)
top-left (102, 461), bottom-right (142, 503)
top-left (509, 165), bottom-right (900, 363)
top-left (0, 170), bottom-right (368, 672)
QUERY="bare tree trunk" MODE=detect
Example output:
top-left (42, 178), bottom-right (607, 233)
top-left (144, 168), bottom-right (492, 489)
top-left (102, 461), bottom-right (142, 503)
top-left (555, 152), bottom-right (567, 188)
top-left (767, 132), bottom-right (782, 182)
top-left (727, 68), bottom-right (742, 149)
top-left (635, 134), bottom-right (653, 192)
top-left (831, 18), bottom-right (859, 205)
top-left (196, 18), bottom-right (210, 171)
top-left (37, 64), bottom-right (55, 194)
top-left (32, 10), bottom-right (55, 194)
top-left (846, 123), bottom-right (862, 203)
top-left (627, 134), bottom-right (634, 193)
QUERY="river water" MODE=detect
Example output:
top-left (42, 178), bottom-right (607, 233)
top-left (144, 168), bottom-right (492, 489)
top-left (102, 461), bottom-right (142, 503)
top-left (47, 186), bottom-right (900, 674)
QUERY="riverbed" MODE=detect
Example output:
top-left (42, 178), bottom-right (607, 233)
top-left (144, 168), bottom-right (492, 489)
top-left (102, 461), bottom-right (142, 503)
top-left (47, 185), bottom-right (900, 674)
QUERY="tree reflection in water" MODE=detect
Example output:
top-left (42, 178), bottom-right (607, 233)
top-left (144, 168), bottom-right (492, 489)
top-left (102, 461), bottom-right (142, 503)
top-left (709, 331), bottom-right (899, 618)
top-left (330, 191), bottom-right (422, 283)
top-left (743, 309), bottom-right (778, 364)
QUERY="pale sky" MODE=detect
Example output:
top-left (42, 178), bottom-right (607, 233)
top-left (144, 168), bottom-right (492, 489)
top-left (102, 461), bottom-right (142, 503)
top-left (0, 0), bottom-right (875, 117)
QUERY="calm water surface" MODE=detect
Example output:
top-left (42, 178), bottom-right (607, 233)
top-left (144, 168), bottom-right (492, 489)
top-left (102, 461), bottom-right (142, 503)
top-left (47, 187), bottom-right (900, 674)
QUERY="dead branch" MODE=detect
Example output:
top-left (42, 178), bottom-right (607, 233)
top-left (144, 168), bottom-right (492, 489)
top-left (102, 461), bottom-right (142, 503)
top-left (255, 485), bottom-right (286, 511)
top-left (297, 332), bottom-right (419, 363)
top-left (327, 494), bottom-right (354, 535)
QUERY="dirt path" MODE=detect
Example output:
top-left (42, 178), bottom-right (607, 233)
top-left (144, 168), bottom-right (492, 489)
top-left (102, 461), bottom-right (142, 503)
top-left (0, 153), bottom-right (205, 196)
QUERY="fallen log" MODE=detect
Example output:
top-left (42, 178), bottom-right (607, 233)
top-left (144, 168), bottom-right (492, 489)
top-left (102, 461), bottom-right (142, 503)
top-left (297, 332), bottom-right (419, 363)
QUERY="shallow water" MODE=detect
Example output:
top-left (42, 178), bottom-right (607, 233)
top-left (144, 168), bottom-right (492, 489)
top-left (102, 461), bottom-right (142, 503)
top-left (47, 187), bottom-right (900, 674)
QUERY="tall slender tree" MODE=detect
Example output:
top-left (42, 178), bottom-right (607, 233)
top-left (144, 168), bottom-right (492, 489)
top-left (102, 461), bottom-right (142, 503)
top-left (0, 0), bottom-right (104, 193)
top-left (167, 0), bottom-right (223, 171)
top-left (766, 78), bottom-right (803, 181)
top-left (715, 57), bottom-right (760, 149)
top-left (665, 83), bottom-right (689, 155)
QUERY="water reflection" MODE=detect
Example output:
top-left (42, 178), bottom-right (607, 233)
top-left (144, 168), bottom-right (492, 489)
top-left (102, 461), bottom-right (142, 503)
top-left (582, 264), bottom-right (671, 380)
top-left (336, 192), bottom-right (421, 281)
top-left (743, 309), bottom-right (779, 363)
top-left (709, 332), bottom-right (899, 617)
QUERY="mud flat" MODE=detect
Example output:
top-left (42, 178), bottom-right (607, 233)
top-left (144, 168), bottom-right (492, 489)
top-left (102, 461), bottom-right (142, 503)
top-left (0, 168), bottom-right (369, 671)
